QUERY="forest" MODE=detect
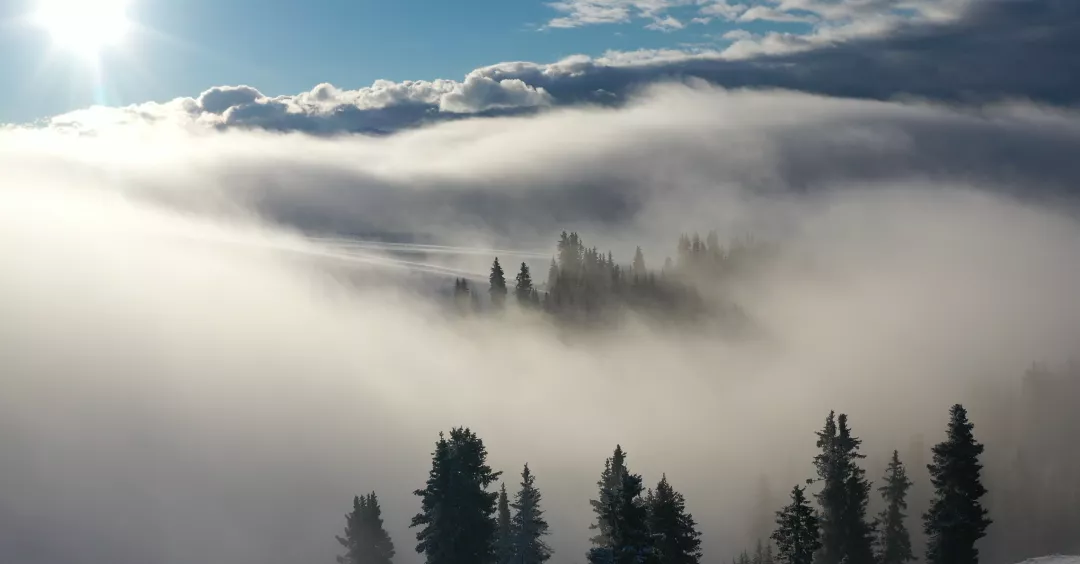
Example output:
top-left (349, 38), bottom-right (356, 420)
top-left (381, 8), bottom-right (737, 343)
top-left (446, 231), bottom-right (772, 328)
top-left (335, 403), bottom-right (1003, 564)
top-left (330, 231), bottom-right (1080, 564)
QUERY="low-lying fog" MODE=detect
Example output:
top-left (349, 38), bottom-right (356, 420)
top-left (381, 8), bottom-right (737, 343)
top-left (3, 84), bottom-right (1080, 564)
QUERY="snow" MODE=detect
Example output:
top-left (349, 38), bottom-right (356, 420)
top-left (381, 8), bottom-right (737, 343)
top-left (1015, 557), bottom-right (1080, 564)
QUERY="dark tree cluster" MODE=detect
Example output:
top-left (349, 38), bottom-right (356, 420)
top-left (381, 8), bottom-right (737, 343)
top-left (743, 405), bottom-right (990, 564)
top-left (335, 406), bottom-right (992, 564)
top-left (450, 230), bottom-right (774, 327)
top-left (587, 445), bottom-right (704, 564)
top-left (336, 492), bottom-right (396, 564)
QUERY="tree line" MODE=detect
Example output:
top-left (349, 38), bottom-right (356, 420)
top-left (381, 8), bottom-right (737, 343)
top-left (334, 404), bottom-right (991, 564)
top-left (448, 231), bottom-right (770, 326)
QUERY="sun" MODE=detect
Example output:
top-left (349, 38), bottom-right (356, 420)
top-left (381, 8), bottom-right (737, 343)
top-left (32, 0), bottom-right (132, 58)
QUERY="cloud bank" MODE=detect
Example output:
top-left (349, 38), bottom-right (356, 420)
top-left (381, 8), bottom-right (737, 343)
top-left (4, 82), bottom-right (1080, 564)
top-left (38, 0), bottom-right (1080, 136)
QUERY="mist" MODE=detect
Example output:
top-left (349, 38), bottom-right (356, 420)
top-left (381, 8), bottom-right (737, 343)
top-left (2, 84), bottom-right (1080, 564)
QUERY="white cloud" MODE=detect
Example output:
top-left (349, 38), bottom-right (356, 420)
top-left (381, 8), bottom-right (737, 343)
top-left (545, 0), bottom-right (697, 29)
top-left (645, 14), bottom-right (686, 31)
top-left (27, 0), bottom-right (1079, 137)
top-left (738, 5), bottom-right (817, 22)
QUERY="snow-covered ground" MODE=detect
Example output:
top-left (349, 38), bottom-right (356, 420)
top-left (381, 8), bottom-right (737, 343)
top-left (1016, 557), bottom-right (1080, 564)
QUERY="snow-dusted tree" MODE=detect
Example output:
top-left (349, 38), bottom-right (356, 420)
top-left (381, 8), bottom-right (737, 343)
top-left (510, 464), bottom-right (552, 564)
top-left (877, 451), bottom-right (915, 564)
top-left (923, 405), bottom-right (991, 564)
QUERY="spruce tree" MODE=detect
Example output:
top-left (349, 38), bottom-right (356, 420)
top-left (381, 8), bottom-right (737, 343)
top-left (588, 471), bottom-right (657, 564)
top-left (515, 263), bottom-right (534, 307)
top-left (510, 464), bottom-right (552, 564)
top-left (771, 485), bottom-right (820, 564)
top-left (632, 247), bottom-right (647, 280)
top-left (490, 258), bottom-right (508, 309)
top-left (337, 493), bottom-right (396, 564)
top-left (647, 474), bottom-right (703, 564)
top-left (498, 484), bottom-right (514, 564)
top-left (877, 451), bottom-right (915, 564)
top-left (923, 405), bottom-right (991, 564)
top-left (590, 445), bottom-right (628, 547)
top-left (337, 495), bottom-right (367, 564)
top-left (813, 412), bottom-right (876, 564)
top-left (412, 428), bottom-right (502, 564)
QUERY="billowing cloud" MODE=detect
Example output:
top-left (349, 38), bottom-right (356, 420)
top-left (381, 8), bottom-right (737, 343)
top-left (4, 82), bottom-right (1080, 564)
top-left (33, 0), bottom-right (1079, 137)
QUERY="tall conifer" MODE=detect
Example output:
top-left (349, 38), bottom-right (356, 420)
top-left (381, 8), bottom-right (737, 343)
top-left (923, 405), bottom-right (991, 564)
top-left (877, 451), bottom-right (915, 564)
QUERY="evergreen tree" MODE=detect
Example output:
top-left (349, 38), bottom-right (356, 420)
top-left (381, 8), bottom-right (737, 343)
top-left (588, 471), bottom-right (657, 564)
top-left (647, 474), bottom-right (703, 564)
top-left (498, 484), bottom-right (514, 564)
top-left (337, 495), bottom-right (367, 564)
top-left (515, 263), bottom-right (534, 307)
top-left (737, 552), bottom-right (751, 564)
top-left (771, 486), bottom-right (820, 564)
top-left (412, 428), bottom-right (502, 564)
top-left (590, 445), bottom-right (628, 546)
top-left (813, 412), bottom-right (876, 564)
top-left (337, 492), bottom-right (396, 564)
top-left (490, 258), bottom-right (508, 309)
top-left (632, 247), bottom-right (647, 280)
top-left (752, 540), bottom-right (765, 564)
top-left (510, 464), bottom-right (552, 564)
top-left (923, 405), bottom-right (991, 564)
top-left (762, 543), bottom-right (775, 564)
top-left (877, 451), bottom-right (915, 564)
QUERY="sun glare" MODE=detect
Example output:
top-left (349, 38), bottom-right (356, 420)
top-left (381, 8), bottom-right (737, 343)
top-left (33, 0), bottom-right (132, 58)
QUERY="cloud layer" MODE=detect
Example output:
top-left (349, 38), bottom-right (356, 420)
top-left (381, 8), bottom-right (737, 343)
top-left (38, 0), bottom-right (1080, 136)
top-left (4, 82), bottom-right (1080, 564)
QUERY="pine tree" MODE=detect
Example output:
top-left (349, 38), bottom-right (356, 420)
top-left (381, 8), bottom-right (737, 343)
top-left (588, 471), bottom-right (657, 564)
top-left (763, 543), bottom-right (775, 564)
top-left (813, 412), bottom-right (875, 564)
top-left (337, 495), bottom-right (367, 564)
top-left (498, 484), bottom-right (514, 564)
top-left (923, 405), bottom-right (991, 564)
top-left (877, 451), bottom-right (915, 564)
top-left (771, 486), bottom-right (820, 564)
top-left (412, 428), bottom-right (503, 564)
top-left (632, 247), bottom-right (647, 280)
top-left (515, 263), bottom-right (534, 307)
top-left (590, 445), bottom-right (628, 546)
top-left (753, 539), bottom-right (765, 564)
top-left (510, 464), bottom-right (552, 564)
top-left (337, 493), bottom-right (396, 564)
top-left (647, 474), bottom-right (703, 564)
top-left (490, 258), bottom-right (508, 309)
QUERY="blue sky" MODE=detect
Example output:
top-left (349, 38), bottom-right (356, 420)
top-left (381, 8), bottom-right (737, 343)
top-left (0, 0), bottom-right (819, 123)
